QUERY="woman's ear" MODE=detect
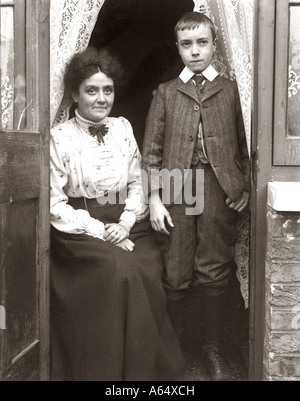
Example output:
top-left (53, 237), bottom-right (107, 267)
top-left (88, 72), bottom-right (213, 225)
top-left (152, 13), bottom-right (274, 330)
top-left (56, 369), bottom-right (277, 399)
top-left (72, 92), bottom-right (78, 104)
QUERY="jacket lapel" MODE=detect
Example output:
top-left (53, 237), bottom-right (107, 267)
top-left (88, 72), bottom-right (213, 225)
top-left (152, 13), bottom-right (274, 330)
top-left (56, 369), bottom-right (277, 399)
top-left (177, 76), bottom-right (223, 104)
top-left (201, 77), bottom-right (223, 102)
top-left (177, 79), bottom-right (200, 104)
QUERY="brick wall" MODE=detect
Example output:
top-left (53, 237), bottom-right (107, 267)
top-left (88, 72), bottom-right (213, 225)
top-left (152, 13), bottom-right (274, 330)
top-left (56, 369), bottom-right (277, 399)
top-left (264, 206), bottom-right (300, 380)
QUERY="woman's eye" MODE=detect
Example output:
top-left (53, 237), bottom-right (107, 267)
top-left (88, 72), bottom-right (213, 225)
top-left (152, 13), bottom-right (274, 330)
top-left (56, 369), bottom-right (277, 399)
top-left (105, 88), bottom-right (113, 95)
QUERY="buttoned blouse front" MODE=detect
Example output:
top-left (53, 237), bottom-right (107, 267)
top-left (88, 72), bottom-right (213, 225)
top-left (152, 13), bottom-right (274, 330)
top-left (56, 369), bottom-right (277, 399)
top-left (50, 113), bottom-right (148, 239)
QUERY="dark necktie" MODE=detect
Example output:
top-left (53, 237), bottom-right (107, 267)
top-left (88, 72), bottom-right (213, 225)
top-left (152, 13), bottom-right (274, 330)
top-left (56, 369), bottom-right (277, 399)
top-left (88, 124), bottom-right (109, 144)
top-left (193, 74), bottom-right (205, 87)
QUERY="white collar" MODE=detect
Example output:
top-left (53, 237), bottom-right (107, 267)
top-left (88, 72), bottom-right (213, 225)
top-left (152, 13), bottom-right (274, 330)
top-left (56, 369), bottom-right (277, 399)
top-left (75, 108), bottom-right (109, 130)
top-left (179, 64), bottom-right (219, 84)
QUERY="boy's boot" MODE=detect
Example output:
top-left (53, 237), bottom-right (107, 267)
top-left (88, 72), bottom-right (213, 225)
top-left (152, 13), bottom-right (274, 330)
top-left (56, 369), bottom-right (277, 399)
top-left (202, 287), bottom-right (232, 381)
top-left (166, 298), bottom-right (185, 343)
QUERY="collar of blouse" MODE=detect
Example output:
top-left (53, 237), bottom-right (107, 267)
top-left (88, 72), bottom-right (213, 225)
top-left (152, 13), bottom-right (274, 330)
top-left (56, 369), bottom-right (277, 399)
top-left (74, 109), bottom-right (109, 144)
top-left (74, 108), bottom-right (109, 130)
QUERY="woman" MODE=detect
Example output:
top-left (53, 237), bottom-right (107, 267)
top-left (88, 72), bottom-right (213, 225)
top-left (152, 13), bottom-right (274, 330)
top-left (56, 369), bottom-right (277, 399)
top-left (50, 47), bottom-right (184, 381)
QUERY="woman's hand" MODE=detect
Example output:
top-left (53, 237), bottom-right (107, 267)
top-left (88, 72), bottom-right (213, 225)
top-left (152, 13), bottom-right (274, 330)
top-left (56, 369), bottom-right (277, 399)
top-left (104, 223), bottom-right (129, 244)
top-left (115, 238), bottom-right (135, 252)
top-left (225, 190), bottom-right (249, 213)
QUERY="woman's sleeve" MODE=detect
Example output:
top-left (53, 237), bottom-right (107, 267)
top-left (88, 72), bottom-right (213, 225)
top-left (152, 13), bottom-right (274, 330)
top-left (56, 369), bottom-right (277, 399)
top-left (50, 129), bottom-right (105, 239)
top-left (118, 119), bottom-right (149, 228)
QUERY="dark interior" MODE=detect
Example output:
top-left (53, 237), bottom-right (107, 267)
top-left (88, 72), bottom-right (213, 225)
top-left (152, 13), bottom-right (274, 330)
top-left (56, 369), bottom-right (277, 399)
top-left (88, 0), bottom-right (194, 149)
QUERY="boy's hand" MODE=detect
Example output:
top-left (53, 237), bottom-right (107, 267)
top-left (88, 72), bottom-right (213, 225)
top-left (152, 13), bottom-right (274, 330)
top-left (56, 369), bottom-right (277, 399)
top-left (149, 195), bottom-right (174, 235)
top-left (225, 190), bottom-right (249, 213)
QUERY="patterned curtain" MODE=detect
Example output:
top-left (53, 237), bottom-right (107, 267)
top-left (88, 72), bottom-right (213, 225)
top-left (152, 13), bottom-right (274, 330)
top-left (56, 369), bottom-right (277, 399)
top-left (194, 0), bottom-right (254, 308)
top-left (50, 0), bottom-right (106, 126)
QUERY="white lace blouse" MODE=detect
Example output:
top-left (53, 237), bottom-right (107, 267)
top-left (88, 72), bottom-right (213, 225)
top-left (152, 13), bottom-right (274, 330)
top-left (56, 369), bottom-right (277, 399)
top-left (50, 112), bottom-right (148, 240)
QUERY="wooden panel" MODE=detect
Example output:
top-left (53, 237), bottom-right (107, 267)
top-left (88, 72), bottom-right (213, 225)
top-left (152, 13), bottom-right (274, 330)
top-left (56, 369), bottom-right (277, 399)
top-left (249, 0), bottom-right (275, 381)
top-left (0, 200), bottom-right (39, 374)
top-left (0, 132), bottom-right (40, 204)
top-left (2, 342), bottom-right (39, 381)
top-left (0, 203), bottom-right (10, 375)
top-left (0, 201), bottom-right (6, 379)
top-left (0, 0), bottom-right (50, 381)
top-left (35, 0), bottom-right (51, 381)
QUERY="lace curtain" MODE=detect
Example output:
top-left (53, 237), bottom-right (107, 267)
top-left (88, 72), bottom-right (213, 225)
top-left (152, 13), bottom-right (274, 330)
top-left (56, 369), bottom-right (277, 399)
top-left (194, 0), bottom-right (254, 308)
top-left (1, 6), bottom-right (14, 129)
top-left (50, 0), bottom-right (106, 126)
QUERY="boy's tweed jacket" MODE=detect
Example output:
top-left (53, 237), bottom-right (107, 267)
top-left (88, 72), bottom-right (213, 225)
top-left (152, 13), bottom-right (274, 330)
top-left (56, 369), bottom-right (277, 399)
top-left (142, 75), bottom-right (250, 204)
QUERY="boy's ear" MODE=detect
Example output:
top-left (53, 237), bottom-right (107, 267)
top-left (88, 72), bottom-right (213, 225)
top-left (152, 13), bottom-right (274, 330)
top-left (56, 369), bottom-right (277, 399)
top-left (213, 37), bottom-right (218, 50)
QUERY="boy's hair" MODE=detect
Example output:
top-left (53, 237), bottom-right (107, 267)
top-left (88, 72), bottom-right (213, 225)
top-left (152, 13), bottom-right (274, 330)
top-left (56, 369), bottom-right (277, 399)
top-left (174, 11), bottom-right (216, 42)
top-left (64, 47), bottom-right (125, 96)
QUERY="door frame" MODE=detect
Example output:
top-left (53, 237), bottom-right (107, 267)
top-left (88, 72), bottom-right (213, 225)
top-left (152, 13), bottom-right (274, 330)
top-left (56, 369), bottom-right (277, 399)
top-left (250, 0), bottom-right (300, 380)
top-left (0, 0), bottom-right (50, 381)
top-left (35, 0), bottom-right (51, 381)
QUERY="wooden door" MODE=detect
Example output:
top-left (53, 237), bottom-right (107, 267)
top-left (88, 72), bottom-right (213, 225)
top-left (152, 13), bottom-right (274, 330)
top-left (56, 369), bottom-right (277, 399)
top-left (0, 0), bottom-right (50, 381)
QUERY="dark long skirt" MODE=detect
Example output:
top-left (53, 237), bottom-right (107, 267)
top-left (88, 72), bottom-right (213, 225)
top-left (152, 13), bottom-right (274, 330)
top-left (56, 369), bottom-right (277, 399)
top-left (50, 198), bottom-right (184, 381)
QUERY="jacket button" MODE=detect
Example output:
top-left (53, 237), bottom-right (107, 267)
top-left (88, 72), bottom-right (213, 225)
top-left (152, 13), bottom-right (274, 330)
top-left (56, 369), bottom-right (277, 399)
top-left (194, 105), bottom-right (200, 111)
top-left (189, 136), bottom-right (194, 141)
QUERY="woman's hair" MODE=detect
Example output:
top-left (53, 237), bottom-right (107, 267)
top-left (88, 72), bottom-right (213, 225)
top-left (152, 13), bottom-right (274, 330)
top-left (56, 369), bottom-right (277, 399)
top-left (64, 47), bottom-right (125, 95)
top-left (174, 11), bottom-right (216, 42)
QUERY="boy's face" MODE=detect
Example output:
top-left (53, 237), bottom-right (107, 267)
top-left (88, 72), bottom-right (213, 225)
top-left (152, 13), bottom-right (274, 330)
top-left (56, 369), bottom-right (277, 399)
top-left (176, 23), bottom-right (216, 74)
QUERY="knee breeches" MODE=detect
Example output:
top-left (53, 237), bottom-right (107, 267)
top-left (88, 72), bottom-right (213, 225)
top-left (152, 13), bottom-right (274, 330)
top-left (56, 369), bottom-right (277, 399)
top-left (158, 163), bottom-right (238, 298)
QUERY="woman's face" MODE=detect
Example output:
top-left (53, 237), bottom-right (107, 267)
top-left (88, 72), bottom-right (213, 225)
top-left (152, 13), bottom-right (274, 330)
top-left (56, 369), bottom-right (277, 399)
top-left (73, 71), bottom-right (115, 123)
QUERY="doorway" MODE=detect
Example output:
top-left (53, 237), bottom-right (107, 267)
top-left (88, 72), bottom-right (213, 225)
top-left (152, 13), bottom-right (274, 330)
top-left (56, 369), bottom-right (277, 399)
top-left (87, 0), bottom-right (250, 381)
top-left (88, 0), bottom-right (194, 149)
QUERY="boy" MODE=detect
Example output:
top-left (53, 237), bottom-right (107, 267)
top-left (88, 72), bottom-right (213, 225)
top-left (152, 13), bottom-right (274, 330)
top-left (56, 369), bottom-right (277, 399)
top-left (142, 12), bottom-right (250, 381)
